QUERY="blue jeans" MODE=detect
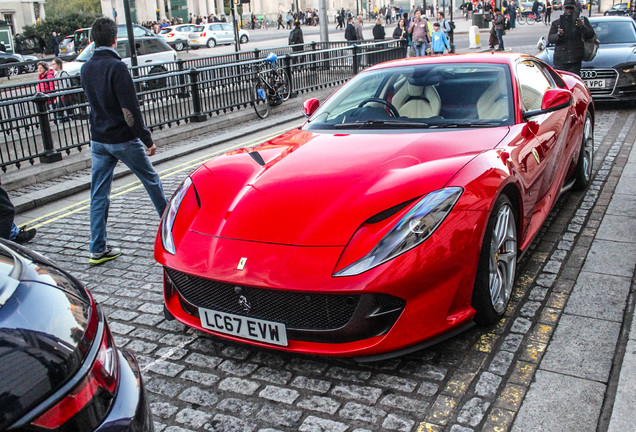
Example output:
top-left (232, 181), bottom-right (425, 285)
top-left (90, 139), bottom-right (167, 254)
top-left (496, 29), bottom-right (504, 50)
top-left (413, 42), bottom-right (427, 57)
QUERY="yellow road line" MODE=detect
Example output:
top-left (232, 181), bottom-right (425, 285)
top-left (25, 123), bottom-right (301, 229)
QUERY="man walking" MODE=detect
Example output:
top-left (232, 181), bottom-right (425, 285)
top-left (51, 31), bottom-right (59, 56)
top-left (81, 18), bottom-right (167, 265)
top-left (548, 0), bottom-right (595, 76)
top-left (493, 9), bottom-right (506, 51)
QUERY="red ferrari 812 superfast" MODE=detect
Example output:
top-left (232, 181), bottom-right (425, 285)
top-left (155, 53), bottom-right (594, 360)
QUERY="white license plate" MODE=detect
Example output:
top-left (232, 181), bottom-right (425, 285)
top-left (199, 307), bottom-right (288, 346)
top-left (585, 79), bottom-right (605, 89)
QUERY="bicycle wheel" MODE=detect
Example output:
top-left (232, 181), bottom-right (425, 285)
top-left (517, 14), bottom-right (526, 24)
top-left (527, 15), bottom-right (535, 25)
top-left (277, 69), bottom-right (292, 101)
top-left (253, 81), bottom-right (270, 119)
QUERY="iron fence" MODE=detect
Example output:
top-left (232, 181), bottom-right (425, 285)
top-left (0, 39), bottom-right (405, 172)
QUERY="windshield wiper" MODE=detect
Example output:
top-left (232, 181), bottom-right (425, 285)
top-left (333, 120), bottom-right (430, 129)
top-left (428, 121), bottom-right (501, 128)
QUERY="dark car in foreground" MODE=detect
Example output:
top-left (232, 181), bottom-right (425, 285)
top-left (537, 16), bottom-right (636, 101)
top-left (0, 240), bottom-right (153, 431)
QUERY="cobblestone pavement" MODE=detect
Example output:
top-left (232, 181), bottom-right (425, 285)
top-left (19, 103), bottom-right (634, 432)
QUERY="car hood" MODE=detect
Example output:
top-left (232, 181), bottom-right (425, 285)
top-left (188, 127), bottom-right (510, 246)
top-left (64, 61), bottom-right (83, 76)
top-left (584, 43), bottom-right (636, 67)
top-left (539, 44), bottom-right (636, 67)
top-left (0, 242), bottom-right (91, 429)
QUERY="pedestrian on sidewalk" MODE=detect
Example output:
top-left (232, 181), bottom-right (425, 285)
top-left (355, 15), bottom-right (365, 40)
top-left (431, 22), bottom-right (451, 54)
top-left (493, 8), bottom-right (506, 51)
top-left (372, 18), bottom-right (386, 40)
top-left (548, 0), bottom-right (595, 76)
top-left (81, 18), bottom-right (167, 265)
top-left (345, 16), bottom-right (357, 43)
top-left (408, 8), bottom-right (430, 57)
top-left (544, 0), bottom-right (553, 24)
top-left (0, 182), bottom-right (36, 244)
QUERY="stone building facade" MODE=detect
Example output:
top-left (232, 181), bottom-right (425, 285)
top-left (0, 0), bottom-right (46, 34)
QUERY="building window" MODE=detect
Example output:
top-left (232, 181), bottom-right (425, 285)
top-left (3, 14), bottom-right (15, 34)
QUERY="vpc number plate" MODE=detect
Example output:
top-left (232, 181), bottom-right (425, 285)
top-left (199, 307), bottom-right (288, 346)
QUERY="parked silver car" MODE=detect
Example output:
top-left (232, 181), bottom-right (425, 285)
top-left (188, 23), bottom-right (249, 48)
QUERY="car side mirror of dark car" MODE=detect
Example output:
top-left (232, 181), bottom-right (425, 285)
top-left (302, 98), bottom-right (320, 117)
top-left (537, 36), bottom-right (547, 51)
top-left (523, 89), bottom-right (572, 120)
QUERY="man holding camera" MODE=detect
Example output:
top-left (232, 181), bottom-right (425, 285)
top-left (548, 0), bottom-right (595, 76)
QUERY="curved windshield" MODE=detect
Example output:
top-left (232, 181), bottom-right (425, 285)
top-left (75, 42), bottom-right (95, 62)
top-left (591, 20), bottom-right (636, 44)
top-left (304, 63), bottom-right (514, 131)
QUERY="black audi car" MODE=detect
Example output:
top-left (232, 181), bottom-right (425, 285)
top-left (0, 240), bottom-right (153, 431)
top-left (536, 16), bottom-right (636, 101)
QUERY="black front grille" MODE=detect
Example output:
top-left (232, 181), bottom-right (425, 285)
top-left (581, 68), bottom-right (618, 96)
top-left (165, 268), bottom-right (360, 330)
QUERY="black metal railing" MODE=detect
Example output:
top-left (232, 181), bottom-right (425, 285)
top-left (0, 39), bottom-right (405, 172)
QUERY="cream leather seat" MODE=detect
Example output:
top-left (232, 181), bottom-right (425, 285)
top-left (477, 78), bottom-right (509, 120)
top-left (395, 82), bottom-right (442, 119)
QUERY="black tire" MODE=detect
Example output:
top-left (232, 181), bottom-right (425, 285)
top-left (4, 62), bottom-right (19, 77)
top-left (240, 34), bottom-right (249, 43)
top-left (174, 42), bottom-right (184, 51)
top-left (206, 38), bottom-right (216, 48)
top-left (573, 111), bottom-right (594, 191)
top-left (277, 69), bottom-right (291, 101)
top-left (472, 194), bottom-right (518, 326)
top-left (253, 81), bottom-right (270, 119)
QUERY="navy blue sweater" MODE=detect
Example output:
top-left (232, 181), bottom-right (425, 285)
top-left (80, 48), bottom-right (153, 147)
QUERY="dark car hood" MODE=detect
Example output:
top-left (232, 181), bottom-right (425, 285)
top-left (539, 43), bottom-right (636, 67)
top-left (0, 242), bottom-right (91, 430)
top-left (189, 127), bottom-right (510, 246)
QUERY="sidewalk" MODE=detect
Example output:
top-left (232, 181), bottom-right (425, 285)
top-left (512, 132), bottom-right (636, 431)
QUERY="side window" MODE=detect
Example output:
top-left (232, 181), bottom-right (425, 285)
top-left (142, 39), bottom-right (168, 54)
top-left (517, 60), bottom-right (552, 112)
top-left (221, 23), bottom-right (233, 31)
top-left (116, 41), bottom-right (128, 58)
top-left (133, 26), bottom-right (149, 37)
top-left (211, 24), bottom-right (223, 31)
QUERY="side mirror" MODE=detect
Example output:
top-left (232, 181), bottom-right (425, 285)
top-left (540, 88), bottom-right (572, 110)
top-left (523, 88), bottom-right (572, 120)
top-left (537, 36), bottom-right (547, 51)
top-left (302, 98), bottom-right (320, 117)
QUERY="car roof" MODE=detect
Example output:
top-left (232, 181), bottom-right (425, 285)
top-left (590, 15), bottom-right (635, 22)
top-left (367, 52), bottom-right (529, 72)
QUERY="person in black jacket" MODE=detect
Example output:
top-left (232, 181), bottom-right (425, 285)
top-left (344, 16), bottom-right (357, 43)
top-left (372, 18), bottom-right (385, 40)
top-left (288, 21), bottom-right (304, 64)
top-left (547, 0), bottom-right (595, 76)
top-left (81, 18), bottom-right (167, 265)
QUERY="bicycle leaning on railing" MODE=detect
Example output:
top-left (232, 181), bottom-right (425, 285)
top-left (251, 52), bottom-right (291, 119)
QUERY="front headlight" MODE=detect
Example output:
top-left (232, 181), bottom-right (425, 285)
top-left (160, 177), bottom-right (192, 254)
top-left (334, 187), bottom-right (463, 277)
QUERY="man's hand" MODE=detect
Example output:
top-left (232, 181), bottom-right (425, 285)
top-left (146, 144), bottom-right (157, 156)
top-left (558, 26), bottom-right (564, 36)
